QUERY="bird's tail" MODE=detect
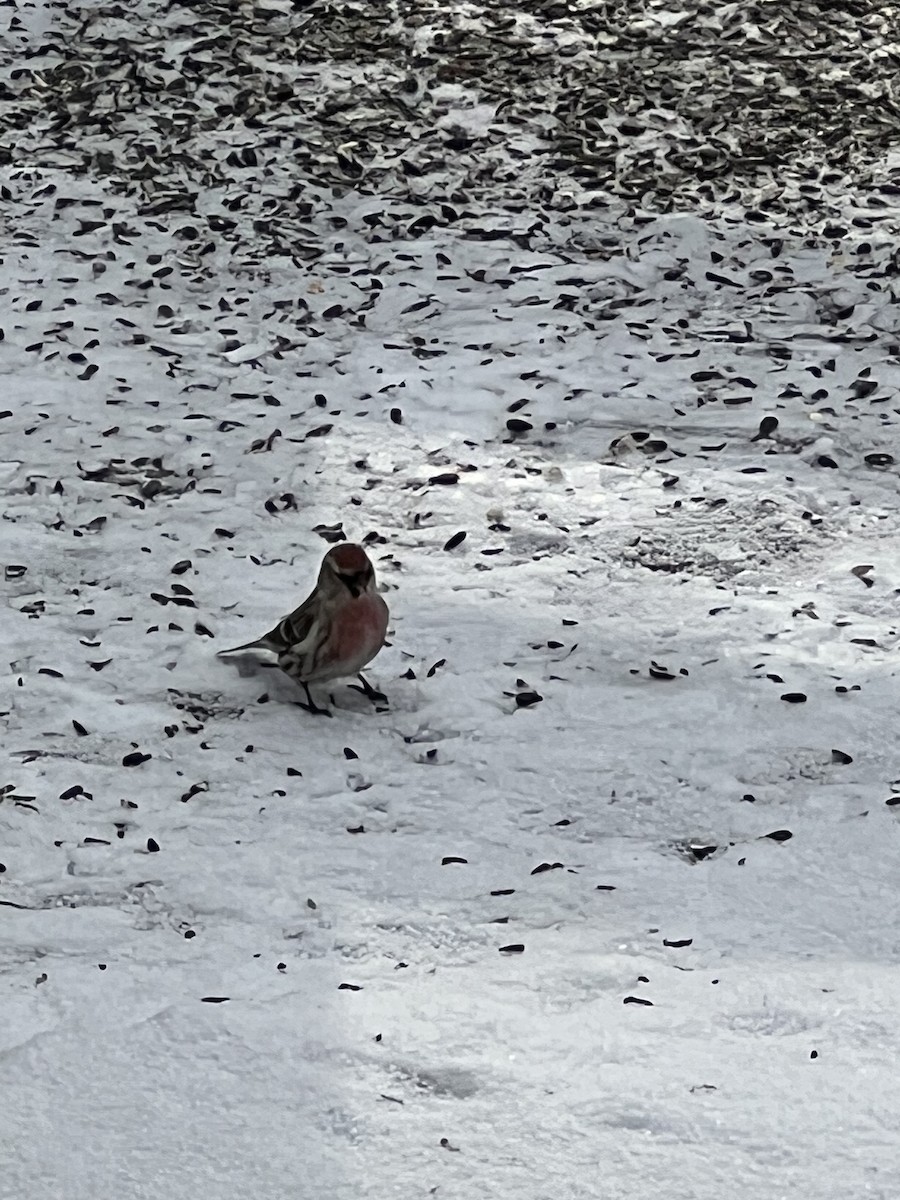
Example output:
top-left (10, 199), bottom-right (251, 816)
top-left (216, 636), bottom-right (271, 657)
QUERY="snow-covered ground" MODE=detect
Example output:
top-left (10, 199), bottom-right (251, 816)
top-left (4, 2), bottom-right (900, 1198)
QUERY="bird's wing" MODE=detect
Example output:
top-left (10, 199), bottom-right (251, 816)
top-left (263, 594), bottom-right (320, 655)
top-left (217, 589), bottom-right (319, 657)
top-left (276, 604), bottom-right (335, 681)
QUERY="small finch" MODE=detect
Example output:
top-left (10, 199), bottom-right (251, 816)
top-left (217, 543), bottom-right (389, 715)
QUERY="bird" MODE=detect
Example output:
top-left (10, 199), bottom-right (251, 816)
top-left (217, 543), bottom-right (389, 715)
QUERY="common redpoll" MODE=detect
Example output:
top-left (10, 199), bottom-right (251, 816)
top-left (217, 543), bottom-right (389, 714)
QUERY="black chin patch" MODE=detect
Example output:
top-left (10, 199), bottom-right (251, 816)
top-left (339, 572), bottom-right (361, 597)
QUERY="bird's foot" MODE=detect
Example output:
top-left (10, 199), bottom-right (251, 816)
top-left (294, 700), bottom-right (333, 718)
top-left (294, 683), bottom-right (333, 717)
top-left (349, 674), bottom-right (388, 705)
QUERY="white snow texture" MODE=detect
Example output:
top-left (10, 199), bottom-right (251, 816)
top-left (3, 2), bottom-right (900, 1199)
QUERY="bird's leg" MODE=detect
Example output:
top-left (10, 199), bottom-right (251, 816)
top-left (295, 682), bottom-right (333, 717)
top-left (279, 652), bottom-right (331, 716)
top-left (356, 673), bottom-right (388, 704)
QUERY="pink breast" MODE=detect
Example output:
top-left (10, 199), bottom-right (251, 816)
top-left (328, 596), bottom-right (387, 668)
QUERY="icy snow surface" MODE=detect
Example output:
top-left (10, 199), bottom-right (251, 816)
top-left (3, 2), bottom-right (900, 1198)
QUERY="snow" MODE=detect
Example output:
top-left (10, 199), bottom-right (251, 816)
top-left (4, 2), bottom-right (900, 1198)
